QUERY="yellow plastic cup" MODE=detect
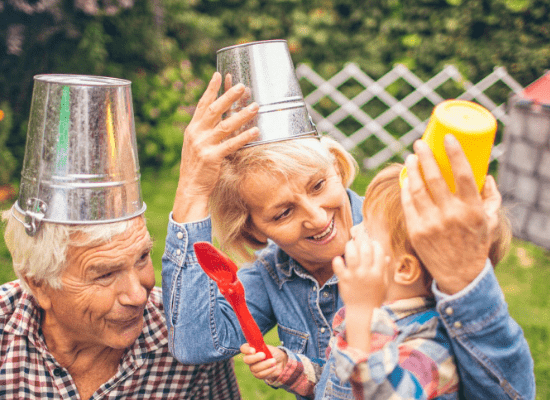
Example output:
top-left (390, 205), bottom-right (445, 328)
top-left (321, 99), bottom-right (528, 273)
top-left (400, 100), bottom-right (497, 193)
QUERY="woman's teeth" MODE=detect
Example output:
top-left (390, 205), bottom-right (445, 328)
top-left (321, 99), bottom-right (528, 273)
top-left (311, 219), bottom-right (334, 240)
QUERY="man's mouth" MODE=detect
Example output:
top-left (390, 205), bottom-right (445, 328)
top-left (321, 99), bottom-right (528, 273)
top-left (308, 218), bottom-right (335, 241)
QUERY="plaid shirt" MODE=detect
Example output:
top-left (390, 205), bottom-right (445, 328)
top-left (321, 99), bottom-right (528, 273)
top-left (0, 281), bottom-right (241, 400)
top-left (271, 297), bottom-right (459, 399)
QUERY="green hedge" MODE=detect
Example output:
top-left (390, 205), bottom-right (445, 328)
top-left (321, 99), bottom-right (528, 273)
top-left (1, 0), bottom-right (549, 184)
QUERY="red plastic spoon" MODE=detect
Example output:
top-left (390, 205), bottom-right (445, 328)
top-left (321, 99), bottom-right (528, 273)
top-left (193, 241), bottom-right (273, 359)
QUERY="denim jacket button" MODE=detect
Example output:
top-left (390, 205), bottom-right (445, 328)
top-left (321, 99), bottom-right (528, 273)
top-left (177, 232), bottom-right (184, 240)
top-left (176, 249), bottom-right (182, 256)
top-left (320, 327), bottom-right (326, 333)
top-left (454, 321), bottom-right (462, 329)
top-left (322, 292), bottom-right (329, 298)
top-left (445, 307), bottom-right (454, 315)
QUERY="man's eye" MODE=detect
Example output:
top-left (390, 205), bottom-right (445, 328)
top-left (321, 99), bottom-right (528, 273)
top-left (97, 272), bottom-right (114, 281)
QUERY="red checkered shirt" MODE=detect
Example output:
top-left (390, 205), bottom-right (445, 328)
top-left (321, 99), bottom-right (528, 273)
top-left (0, 281), bottom-right (241, 399)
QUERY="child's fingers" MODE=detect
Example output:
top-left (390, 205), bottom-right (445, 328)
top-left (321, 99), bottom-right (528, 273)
top-left (332, 255), bottom-right (347, 280)
top-left (240, 343), bottom-right (255, 355)
top-left (343, 237), bottom-right (360, 270)
top-left (242, 351), bottom-right (267, 366)
top-left (248, 358), bottom-right (278, 379)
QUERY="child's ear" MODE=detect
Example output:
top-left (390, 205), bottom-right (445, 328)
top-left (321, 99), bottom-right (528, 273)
top-left (393, 254), bottom-right (422, 286)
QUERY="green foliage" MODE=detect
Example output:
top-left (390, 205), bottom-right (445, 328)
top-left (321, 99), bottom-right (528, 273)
top-left (131, 61), bottom-right (207, 169)
top-left (0, 102), bottom-right (17, 185)
top-left (2, 0), bottom-right (550, 180)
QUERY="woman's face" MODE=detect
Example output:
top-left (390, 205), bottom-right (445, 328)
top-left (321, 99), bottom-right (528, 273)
top-left (241, 163), bottom-right (353, 284)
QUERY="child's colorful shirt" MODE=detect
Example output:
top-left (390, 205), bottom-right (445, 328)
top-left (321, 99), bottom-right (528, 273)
top-left (270, 296), bottom-right (459, 399)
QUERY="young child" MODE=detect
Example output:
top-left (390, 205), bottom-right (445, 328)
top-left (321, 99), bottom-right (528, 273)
top-left (241, 163), bottom-right (510, 399)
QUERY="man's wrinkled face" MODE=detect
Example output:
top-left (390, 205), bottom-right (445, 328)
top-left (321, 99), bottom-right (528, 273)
top-left (42, 217), bottom-right (155, 350)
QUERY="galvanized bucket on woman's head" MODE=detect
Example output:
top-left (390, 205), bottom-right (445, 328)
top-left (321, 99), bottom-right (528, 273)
top-left (14, 74), bottom-right (146, 235)
top-left (217, 39), bottom-right (319, 146)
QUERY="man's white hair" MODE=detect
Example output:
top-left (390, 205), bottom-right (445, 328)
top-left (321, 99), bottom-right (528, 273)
top-left (2, 206), bottom-right (131, 292)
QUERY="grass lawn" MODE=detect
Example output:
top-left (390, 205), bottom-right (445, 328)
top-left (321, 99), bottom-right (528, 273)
top-left (1, 168), bottom-right (548, 399)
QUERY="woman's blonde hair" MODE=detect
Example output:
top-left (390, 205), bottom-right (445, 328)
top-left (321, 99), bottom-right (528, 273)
top-left (2, 206), bottom-right (132, 293)
top-left (210, 136), bottom-right (357, 262)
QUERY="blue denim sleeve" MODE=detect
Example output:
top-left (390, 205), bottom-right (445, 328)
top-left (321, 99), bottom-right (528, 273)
top-left (161, 213), bottom-right (274, 364)
top-left (433, 260), bottom-right (536, 400)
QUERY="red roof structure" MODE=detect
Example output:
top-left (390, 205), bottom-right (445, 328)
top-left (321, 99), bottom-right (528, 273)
top-left (522, 71), bottom-right (550, 105)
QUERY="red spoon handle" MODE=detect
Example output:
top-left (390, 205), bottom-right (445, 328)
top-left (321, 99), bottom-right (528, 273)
top-left (230, 298), bottom-right (273, 359)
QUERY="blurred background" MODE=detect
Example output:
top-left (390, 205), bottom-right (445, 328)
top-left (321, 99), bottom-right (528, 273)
top-left (1, 0), bottom-right (549, 398)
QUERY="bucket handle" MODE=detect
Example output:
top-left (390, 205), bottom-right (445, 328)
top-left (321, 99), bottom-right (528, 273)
top-left (12, 198), bottom-right (47, 236)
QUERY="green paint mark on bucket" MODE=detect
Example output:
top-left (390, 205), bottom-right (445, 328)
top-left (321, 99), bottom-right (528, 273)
top-left (56, 86), bottom-right (70, 170)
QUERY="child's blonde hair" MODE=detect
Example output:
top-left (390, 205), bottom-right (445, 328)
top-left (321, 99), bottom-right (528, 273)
top-left (363, 163), bottom-right (511, 273)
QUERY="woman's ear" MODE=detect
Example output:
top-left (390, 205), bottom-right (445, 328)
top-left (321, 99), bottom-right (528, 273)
top-left (24, 277), bottom-right (53, 310)
top-left (393, 254), bottom-right (422, 286)
top-left (242, 220), bottom-right (268, 245)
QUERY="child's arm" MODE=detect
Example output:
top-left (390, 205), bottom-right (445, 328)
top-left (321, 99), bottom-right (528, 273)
top-left (332, 229), bottom-right (389, 353)
top-left (240, 343), bottom-right (322, 399)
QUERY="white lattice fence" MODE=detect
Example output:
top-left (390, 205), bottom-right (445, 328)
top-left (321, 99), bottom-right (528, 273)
top-left (296, 63), bottom-right (524, 170)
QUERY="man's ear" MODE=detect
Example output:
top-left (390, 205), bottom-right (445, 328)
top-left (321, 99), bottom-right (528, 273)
top-left (393, 254), bottom-right (422, 286)
top-left (24, 277), bottom-right (53, 310)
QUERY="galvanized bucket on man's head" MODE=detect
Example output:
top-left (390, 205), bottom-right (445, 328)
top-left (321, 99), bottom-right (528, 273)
top-left (217, 39), bottom-right (319, 146)
top-left (14, 74), bottom-right (146, 235)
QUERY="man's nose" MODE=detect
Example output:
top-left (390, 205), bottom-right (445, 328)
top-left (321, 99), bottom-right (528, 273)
top-left (118, 270), bottom-right (148, 307)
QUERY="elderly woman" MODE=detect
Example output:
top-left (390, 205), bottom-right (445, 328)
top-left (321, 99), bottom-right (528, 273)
top-left (162, 72), bottom-right (534, 399)
top-left (1, 212), bottom-right (240, 399)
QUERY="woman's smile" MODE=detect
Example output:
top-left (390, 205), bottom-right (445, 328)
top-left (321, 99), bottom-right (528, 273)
top-left (307, 216), bottom-right (336, 243)
top-left (241, 163), bottom-right (353, 284)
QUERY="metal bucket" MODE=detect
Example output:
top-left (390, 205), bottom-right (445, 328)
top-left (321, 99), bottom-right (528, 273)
top-left (217, 40), bottom-right (319, 146)
top-left (14, 74), bottom-right (146, 235)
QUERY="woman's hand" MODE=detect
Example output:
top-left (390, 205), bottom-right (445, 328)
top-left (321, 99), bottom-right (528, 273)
top-left (332, 232), bottom-right (389, 352)
top-left (240, 343), bottom-right (288, 382)
top-left (173, 72), bottom-right (260, 223)
top-left (401, 135), bottom-right (497, 295)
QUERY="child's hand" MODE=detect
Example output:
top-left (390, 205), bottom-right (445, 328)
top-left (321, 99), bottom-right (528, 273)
top-left (333, 227), bottom-right (390, 311)
top-left (240, 343), bottom-right (288, 382)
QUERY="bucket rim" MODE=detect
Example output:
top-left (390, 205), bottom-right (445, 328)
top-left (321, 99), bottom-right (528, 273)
top-left (33, 74), bottom-right (131, 87)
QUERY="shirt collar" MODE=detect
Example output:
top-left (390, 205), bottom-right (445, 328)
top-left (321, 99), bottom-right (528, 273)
top-left (382, 296), bottom-right (436, 322)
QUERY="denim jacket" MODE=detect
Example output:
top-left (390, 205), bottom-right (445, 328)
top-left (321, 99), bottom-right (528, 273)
top-left (432, 261), bottom-right (535, 399)
top-left (162, 189), bottom-right (535, 400)
top-left (162, 189), bottom-right (363, 370)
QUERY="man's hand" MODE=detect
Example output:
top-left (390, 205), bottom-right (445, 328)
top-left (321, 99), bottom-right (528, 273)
top-left (401, 134), bottom-right (499, 295)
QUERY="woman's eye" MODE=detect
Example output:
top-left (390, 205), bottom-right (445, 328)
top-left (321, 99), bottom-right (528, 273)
top-left (274, 208), bottom-right (291, 221)
top-left (313, 179), bottom-right (326, 192)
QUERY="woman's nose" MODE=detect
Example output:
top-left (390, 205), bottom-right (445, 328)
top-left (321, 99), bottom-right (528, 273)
top-left (302, 200), bottom-right (327, 230)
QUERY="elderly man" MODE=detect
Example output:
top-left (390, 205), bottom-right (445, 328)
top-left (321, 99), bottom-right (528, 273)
top-left (0, 74), bottom-right (241, 399)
